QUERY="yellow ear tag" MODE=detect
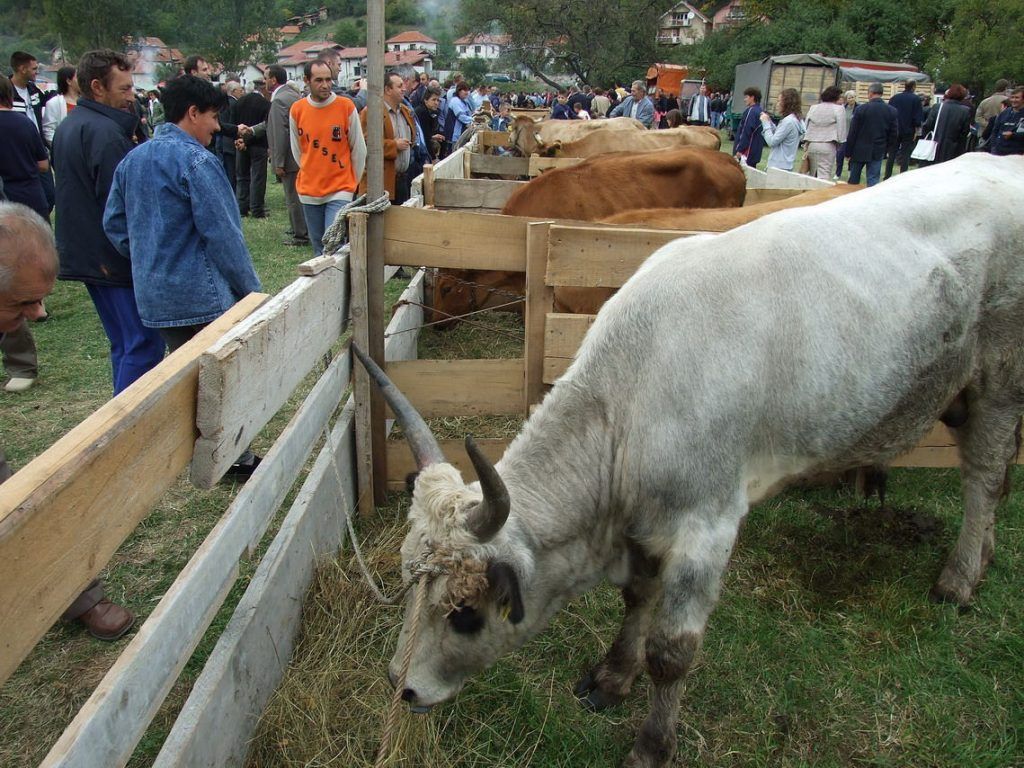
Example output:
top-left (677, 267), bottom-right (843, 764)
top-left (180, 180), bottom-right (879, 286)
top-left (499, 604), bottom-right (511, 621)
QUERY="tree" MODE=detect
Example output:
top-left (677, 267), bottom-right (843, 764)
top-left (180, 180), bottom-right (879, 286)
top-left (41, 0), bottom-right (153, 56)
top-left (458, 0), bottom-right (665, 86)
top-left (335, 18), bottom-right (362, 46)
top-left (461, 56), bottom-right (489, 84)
top-left (929, 0), bottom-right (1024, 92)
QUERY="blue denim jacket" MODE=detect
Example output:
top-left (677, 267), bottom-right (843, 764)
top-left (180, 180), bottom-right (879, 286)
top-left (103, 123), bottom-right (261, 327)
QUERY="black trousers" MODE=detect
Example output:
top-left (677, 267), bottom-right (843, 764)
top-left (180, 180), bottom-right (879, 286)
top-left (236, 145), bottom-right (269, 216)
top-left (885, 132), bottom-right (916, 179)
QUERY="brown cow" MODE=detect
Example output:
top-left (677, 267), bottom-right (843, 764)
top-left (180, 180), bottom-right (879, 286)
top-left (500, 147), bottom-right (746, 220)
top-left (509, 116), bottom-right (721, 158)
top-left (600, 184), bottom-right (864, 229)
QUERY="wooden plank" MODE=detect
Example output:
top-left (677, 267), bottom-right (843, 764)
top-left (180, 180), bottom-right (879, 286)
top-left (743, 187), bottom-right (806, 205)
top-left (431, 146), bottom-right (469, 181)
top-left (386, 358), bottom-right (525, 417)
top-left (296, 253), bottom-right (337, 276)
top-left (422, 163), bottom-right (435, 206)
top-left (382, 205), bottom-right (529, 272)
top-left (470, 152), bottom-right (530, 177)
top-left (153, 400), bottom-right (357, 768)
top-left (766, 167), bottom-right (833, 189)
top-left (891, 447), bottom-right (959, 468)
top-left (191, 256), bottom-right (348, 488)
top-left (39, 347), bottom-right (354, 768)
top-left (351, 213), bottom-right (375, 516)
top-left (528, 156), bottom-right (583, 175)
top-left (545, 225), bottom-right (688, 288)
top-left (545, 313), bottom-right (597, 359)
top-left (543, 356), bottom-right (573, 384)
top-left (0, 294), bottom-right (266, 687)
top-left (434, 178), bottom-right (526, 210)
top-left (384, 268), bottom-right (424, 364)
top-left (742, 164), bottom-right (768, 188)
top-left (477, 130), bottom-right (510, 151)
top-left (524, 222), bottom-right (554, 409)
top-left (386, 437), bottom-right (511, 490)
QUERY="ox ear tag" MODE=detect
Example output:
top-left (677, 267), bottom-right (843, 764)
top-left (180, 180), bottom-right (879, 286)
top-left (486, 561), bottom-right (524, 624)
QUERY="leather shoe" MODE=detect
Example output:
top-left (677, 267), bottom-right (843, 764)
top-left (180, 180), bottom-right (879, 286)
top-left (5, 377), bottom-right (36, 393)
top-left (79, 599), bottom-right (135, 641)
top-left (224, 454), bottom-right (262, 480)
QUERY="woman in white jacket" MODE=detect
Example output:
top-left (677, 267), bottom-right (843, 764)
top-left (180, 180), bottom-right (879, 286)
top-left (42, 66), bottom-right (79, 146)
top-left (802, 85), bottom-right (848, 179)
top-left (759, 88), bottom-right (805, 171)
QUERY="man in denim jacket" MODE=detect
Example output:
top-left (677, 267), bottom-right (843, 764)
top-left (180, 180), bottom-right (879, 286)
top-left (104, 75), bottom-right (263, 476)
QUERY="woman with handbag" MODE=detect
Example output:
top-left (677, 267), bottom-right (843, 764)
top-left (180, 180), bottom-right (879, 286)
top-left (917, 84), bottom-right (972, 165)
top-left (803, 86), bottom-right (848, 179)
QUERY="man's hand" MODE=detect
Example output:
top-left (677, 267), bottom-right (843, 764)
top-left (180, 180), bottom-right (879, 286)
top-left (274, 166), bottom-right (285, 179)
top-left (432, 133), bottom-right (444, 141)
top-left (395, 137), bottom-right (412, 150)
top-left (238, 123), bottom-right (253, 138)
top-left (234, 138), bottom-right (246, 151)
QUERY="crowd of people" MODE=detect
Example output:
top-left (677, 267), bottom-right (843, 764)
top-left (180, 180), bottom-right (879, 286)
top-left (733, 78), bottom-right (1023, 185)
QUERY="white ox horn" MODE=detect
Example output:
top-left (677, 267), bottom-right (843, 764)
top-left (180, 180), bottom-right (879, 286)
top-left (351, 343), bottom-right (445, 469)
top-left (464, 435), bottom-right (510, 542)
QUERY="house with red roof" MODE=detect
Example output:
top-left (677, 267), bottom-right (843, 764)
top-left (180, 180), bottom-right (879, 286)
top-left (385, 31), bottom-right (438, 54)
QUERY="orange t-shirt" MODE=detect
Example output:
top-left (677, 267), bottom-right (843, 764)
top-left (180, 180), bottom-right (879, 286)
top-left (288, 94), bottom-right (367, 204)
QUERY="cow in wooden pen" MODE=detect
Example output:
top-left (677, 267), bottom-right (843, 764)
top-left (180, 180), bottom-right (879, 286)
top-left (600, 182), bottom-right (862, 229)
top-left (508, 115), bottom-right (721, 157)
top-left (355, 154), bottom-right (1024, 767)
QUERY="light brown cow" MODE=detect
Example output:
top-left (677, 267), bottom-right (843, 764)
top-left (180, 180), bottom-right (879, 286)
top-left (600, 184), bottom-right (864, 229)
top-left (509, 116), bottom-right (644, 157)
top-left (509, 116), bottom-right (721, 157)
top-left (500, 147), bottom-right (746, 220)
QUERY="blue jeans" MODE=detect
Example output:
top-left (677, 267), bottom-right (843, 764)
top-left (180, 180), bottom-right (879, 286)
top-left (302, 199), bottom-right (350, 257)
top-left (86, 284), bottom-right (166, 395)
top-left (848, 159), bottom-right (882, 187)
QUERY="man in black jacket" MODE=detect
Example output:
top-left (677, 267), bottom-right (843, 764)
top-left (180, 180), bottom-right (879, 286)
top-left (52, 49), bottom-right (165, 396)
top-left (845, 82), bottom-right (897, 187)
top-left (10, 51), bottom-right (56, 213)
top-left (233, 82), bottom-right (272, 217)
top-left (885, 80), bottom-right (925, 179)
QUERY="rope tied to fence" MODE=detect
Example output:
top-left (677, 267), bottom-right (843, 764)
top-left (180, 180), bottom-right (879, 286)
top-left (320, 412), bottom-right (458, 766)
top-left (322, 193), bottom-right (392, 256)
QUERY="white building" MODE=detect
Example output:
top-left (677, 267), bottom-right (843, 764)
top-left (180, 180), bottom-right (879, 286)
top-left (385, 31), bottom-right (438, 54)
top-left (453, 33), bottom-right (509, 60)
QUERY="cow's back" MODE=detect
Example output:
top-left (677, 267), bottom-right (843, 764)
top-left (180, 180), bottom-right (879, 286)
top-left (500, 148), bottom-right (746, 220)
top-left (559, 126), bottom-right (721, 157)
top-left (569, 155), bottom-right (1024, 492)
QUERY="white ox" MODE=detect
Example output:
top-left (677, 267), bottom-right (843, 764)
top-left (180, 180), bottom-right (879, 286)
top-left (356, 154), bottom-right (1024, 768)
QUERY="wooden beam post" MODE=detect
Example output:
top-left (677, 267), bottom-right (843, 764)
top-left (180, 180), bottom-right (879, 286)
top-left (422, 163), bottom-right (435, 207)
top-left (364, 0), bottom-right (387, 506)
top-left (524, 222), bottom-right (554, 410)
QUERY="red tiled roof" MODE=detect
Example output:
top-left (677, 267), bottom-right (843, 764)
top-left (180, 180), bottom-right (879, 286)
top-left (338, 47), bottom-right (368, 59)
top-left (280, 25), bottom-right (302, 34)
top-left (384, 49), bottom-right (431, 66)
top-left (386, 30), bottom-right (438, 44)
top-left (302, 41), bottom-right (342, 53)
top-left (453, 33), bottom-right (510, 46)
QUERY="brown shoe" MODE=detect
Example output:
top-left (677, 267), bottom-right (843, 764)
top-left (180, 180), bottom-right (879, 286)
top-left (78, 599), bottom-right (135, 641)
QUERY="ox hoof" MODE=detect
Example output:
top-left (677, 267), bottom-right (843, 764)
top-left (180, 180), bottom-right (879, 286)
top-left (929, 572), bottom-right (974, 610)
top-left (573, 671), bottom-right (626, 712)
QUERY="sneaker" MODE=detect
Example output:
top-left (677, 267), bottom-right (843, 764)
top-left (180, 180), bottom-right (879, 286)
top-left (78, 599), bottom-right (135, 641)
top-left (224, 454), bottom-right (262, 480)
top-left (4, 377), bottom-right (36, 393)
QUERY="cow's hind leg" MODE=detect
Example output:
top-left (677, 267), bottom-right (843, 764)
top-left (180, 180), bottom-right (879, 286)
top-left (932, 402), bottom-right (1020, 606)
top-left (575, 543), bottom-right (661, 711)
top-left (624, 496), bottom-right (745, 768)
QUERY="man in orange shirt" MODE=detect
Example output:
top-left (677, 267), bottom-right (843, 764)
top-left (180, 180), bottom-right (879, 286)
top-left (288, 59), bottom-right (366, 256)
top-left (359, 71), bottom-right (417, 204)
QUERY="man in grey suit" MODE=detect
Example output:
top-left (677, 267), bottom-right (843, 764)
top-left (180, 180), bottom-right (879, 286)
top-left (265, 65), bottom-right (309, 246)
top-left (608, 80), bottom-right (655, 129)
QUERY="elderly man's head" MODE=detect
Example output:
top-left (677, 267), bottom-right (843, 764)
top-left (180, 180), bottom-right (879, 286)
top-left (630, 80), bottom-right (647, 100)
top-left (0, 203), bottom-right (57, 333)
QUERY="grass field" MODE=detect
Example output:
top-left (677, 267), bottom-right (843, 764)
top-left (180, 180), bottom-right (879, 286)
top-left (1, 148), bottom-right (1019, 768)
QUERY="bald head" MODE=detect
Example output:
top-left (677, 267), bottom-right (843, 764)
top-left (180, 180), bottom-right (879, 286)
top-left (0, 202), bottom-right (58, 333)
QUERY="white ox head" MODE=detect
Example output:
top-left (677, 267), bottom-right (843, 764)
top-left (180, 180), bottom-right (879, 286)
top-left (353, 345), bottom-right (542, 712)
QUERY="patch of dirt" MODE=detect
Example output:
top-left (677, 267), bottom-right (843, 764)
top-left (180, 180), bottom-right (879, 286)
top-left (776, 505), bottom-right (947, 605)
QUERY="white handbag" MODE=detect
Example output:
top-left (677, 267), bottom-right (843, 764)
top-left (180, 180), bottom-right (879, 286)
top-left (911, 100), bottom-right (944, 162)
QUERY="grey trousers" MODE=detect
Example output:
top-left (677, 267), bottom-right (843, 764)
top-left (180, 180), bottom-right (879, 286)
top-left (282, 171), bottom-right (308, 239)
top-left (236, 145), bottom-right (269, 216)
top-left (1, 319), bottom-right (38, 379)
